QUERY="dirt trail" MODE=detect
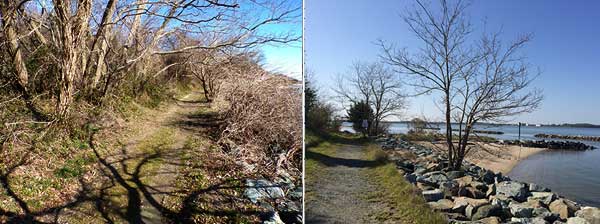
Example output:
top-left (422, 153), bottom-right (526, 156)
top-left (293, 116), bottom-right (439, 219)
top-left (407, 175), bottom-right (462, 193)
top-left (138, 93), bottom-right (201, 223)
top-left (89, 92), bottom-right (208, 223)
top-left (306, 144), bottom-right (389, 224)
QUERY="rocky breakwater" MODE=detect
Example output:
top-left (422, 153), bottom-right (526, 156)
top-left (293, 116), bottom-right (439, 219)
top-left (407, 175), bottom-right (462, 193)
top-left (376, 136), bottom-right (600, 224)
top-left (534, 134), bottom-right (600, 142)
top-left (500, 139), bottom-right (595, 150)
top-left (243, 171), bottom-right (302, 224)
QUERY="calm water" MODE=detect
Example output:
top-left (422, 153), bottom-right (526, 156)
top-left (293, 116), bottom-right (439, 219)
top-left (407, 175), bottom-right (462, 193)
top-left (341, 122), bottom-right (600, 206)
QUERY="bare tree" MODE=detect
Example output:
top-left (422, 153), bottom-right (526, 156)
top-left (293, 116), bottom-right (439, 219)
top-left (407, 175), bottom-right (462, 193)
top-left (51, 0), bottom-right (93, 118)
top-left (380, 0), bottom-right (542, 170)
top-left (335, 61), bottom-right (406, 135)
top-left (188, 49), bottom-right (226, 102)
top-left (1, 0), bottom-right (300, 120)
top-left (0, 0), bottom-right (44, 118)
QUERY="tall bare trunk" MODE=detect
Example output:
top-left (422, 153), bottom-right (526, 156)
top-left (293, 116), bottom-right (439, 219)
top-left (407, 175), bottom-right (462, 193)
top-left (88, 0), bottom-right (118, 90)
top-left (445, 92), bottom-right (455, 168)
top-left (1, 3), bottom-right (29, 92)
top-left (53, 0), bottom-right (92, 119)
top-left (0, 2), bottom-right (47, 119)
top-left (92, 38), bottom-right (109, 89)
top-left (127, 0), bottom-right (146, 48)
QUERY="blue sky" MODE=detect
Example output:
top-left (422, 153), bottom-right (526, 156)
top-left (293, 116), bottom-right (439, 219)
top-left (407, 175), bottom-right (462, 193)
top-left (258, 1), bottom-right (302, 80)
top-left (305, 0), bottom-right (600, 124)
top-left (262, 40), bottom-right (302, 80)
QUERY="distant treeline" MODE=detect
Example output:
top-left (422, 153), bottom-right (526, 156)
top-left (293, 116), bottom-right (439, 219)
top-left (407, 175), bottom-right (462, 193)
top-left (452, 129), bottom-right (504, 135)
top-left (534, 134), bottom-right (600, 142)
top-left (377, 121), bottom-right (600, 128)
top-left (542, 123), bottom-right (600, 128)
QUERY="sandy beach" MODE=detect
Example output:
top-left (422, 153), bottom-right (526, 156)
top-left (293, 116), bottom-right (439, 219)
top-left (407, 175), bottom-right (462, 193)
top-left (417, 142), bottom-right (547, 174)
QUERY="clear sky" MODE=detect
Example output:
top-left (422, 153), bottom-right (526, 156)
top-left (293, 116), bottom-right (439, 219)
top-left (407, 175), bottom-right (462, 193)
top-left (262, 41), bottom-right (302, 80)
top-left (259, 1), bottom-right (303, 80)
top-left (305, 0), bottom-right (600, 124)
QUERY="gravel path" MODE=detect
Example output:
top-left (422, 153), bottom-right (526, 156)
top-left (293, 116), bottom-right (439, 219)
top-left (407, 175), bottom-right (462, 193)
top-left (306, 144), bottom-right (391, 224)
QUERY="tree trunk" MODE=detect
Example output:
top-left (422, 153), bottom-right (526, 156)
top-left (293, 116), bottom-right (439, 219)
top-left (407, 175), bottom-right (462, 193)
top-left (445, 92), bottom-right (455, 169)
top-left (53, 0), bottom-right (92, 119)
top-left (1, 2), bottom-right (46, 120)
top-left (455, 125), bottom-right (472, 170)
top-left (88, 0), bottom-right (118, 93)
top-left (92, 38), bottom-right (110, 89)
top-left (1, 3), bottom-right (29, 93)
top-left (201, 79), bottom-right (210, 102)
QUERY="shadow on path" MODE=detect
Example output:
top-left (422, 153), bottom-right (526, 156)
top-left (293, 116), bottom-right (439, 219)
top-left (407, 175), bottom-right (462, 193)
top-left (0, 93), bottom-right (262, 223)
top-left (306, 149), bottom-right (382, 168)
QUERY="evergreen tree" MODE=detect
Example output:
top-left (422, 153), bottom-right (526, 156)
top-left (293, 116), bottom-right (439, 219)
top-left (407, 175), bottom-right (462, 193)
top-left (347, 101), bottom-right (374, 135)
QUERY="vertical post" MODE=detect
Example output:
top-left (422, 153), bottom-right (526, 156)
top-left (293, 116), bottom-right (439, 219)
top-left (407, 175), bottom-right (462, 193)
top-left (518, 122), bottom-right (521, 142)
top-left (518, 122), bottom-right (522, 160)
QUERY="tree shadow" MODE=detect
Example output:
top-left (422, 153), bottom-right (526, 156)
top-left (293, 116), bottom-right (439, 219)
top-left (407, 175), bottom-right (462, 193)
top-left (0, 127), bottom-right (267, 223)
top-left (168, 106), bottom-right (223, 141)
top-left (305, 150), bottom-right (382, 168)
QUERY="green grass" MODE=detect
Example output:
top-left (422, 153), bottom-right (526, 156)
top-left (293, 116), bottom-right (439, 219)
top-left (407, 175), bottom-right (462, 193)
top-left (305, 130), bottom-right (446, 223)
top-left (362, 145), bottom-right (447, 224)
top-left (54, 153), bottom-right (95, 178)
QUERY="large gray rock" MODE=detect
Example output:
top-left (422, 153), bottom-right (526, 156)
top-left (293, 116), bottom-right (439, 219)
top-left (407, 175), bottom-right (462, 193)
top-left (428, 199), bottom-right (454, 212)
top-left (465, 204), bottom-right (476, 219)
top-left (289, 187), bottom-right (303, 200)
top-left (396, 160), bottom-right (415, 172)
top-left (496, 181), bottom-right (529, 202)
top-left (263, 211), bottom-right (284, 224)
top-left (575, 207), bottom-right (600, 224)
top-left (510, 217), bottom-right (549, 224)
top-left (533, 208), bottom-right (560, 223)
top-left (447, 171), bottom-right (465, 179)
top-left (245, 179), bottom-right (285, 203)
top-left (566, 217), bottom-right (590, 224)
top-left (440, 180), bottom-right (460, 196)
top-left (423, 171), bottom-right (449, 186)
top-left (456, 175), bottom-right (475, 187)
top-left (478, 216), bottom-right (501, 224)
top-left (550, 199), bottom-right (579, 220)
top-left (453, 197), bottom-right (490, 209)
top-left (529, 183), bottom-right (550, 192)
top-left (529, 192), bottom-right (557, 206)
top-left (452, 199), bottom-right (469, 214)
top-left (471, 181), bottom-right (489, 192)
top-left (445, 212), bottom-right (468, 222)
top-left (405, 173), bottom-right (418, 184)
top-left (458, 186), bottom-right (486, 199)
top-left (479, 170), bottom-right (496, 184)
top-left (422, 189), bottom-right (445, 202)
top-left (414, 166), bottom-right (427, 175)
top-left (472, 204), bottom-right (503, 221)
top-left (509, 202), bottom-right (535, 218)
top-left (490, 194), bottom-right (511, 209)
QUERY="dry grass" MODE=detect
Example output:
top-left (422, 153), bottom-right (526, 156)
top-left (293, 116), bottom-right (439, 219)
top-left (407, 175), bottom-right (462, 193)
top-left (363, 145), bottom-right (447, 224)
top-left (214, 73), bottom-right (301, 177)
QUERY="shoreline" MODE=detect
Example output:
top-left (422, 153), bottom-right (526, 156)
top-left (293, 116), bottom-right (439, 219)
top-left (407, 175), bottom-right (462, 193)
top-left (379, 136), bottom-right (599, 223)
top-left (416, 142), bottom-right (548, 174)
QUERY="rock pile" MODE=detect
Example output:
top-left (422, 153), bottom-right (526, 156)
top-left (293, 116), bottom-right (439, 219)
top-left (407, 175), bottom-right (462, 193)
top-left (377, 136), bottom-right (600, 224)
top-left (244, 171), bottom-right (302, 224)
top-left (500, 140), bottom-right (595, 150)
top-left (534, 134), bottom-right (600, 142)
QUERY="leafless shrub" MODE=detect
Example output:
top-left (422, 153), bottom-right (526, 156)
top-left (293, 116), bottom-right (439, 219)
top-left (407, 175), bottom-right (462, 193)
top-left (214, 71), bottom-right (302, 176)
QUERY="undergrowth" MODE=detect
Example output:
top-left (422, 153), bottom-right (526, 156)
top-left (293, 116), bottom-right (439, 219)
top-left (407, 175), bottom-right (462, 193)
top-left (363, 145), bottom-right (447, 224)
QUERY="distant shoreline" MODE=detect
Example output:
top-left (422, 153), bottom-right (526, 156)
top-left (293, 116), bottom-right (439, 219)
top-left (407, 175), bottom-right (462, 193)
top-left (376, 121), bottom-right (600, 128)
